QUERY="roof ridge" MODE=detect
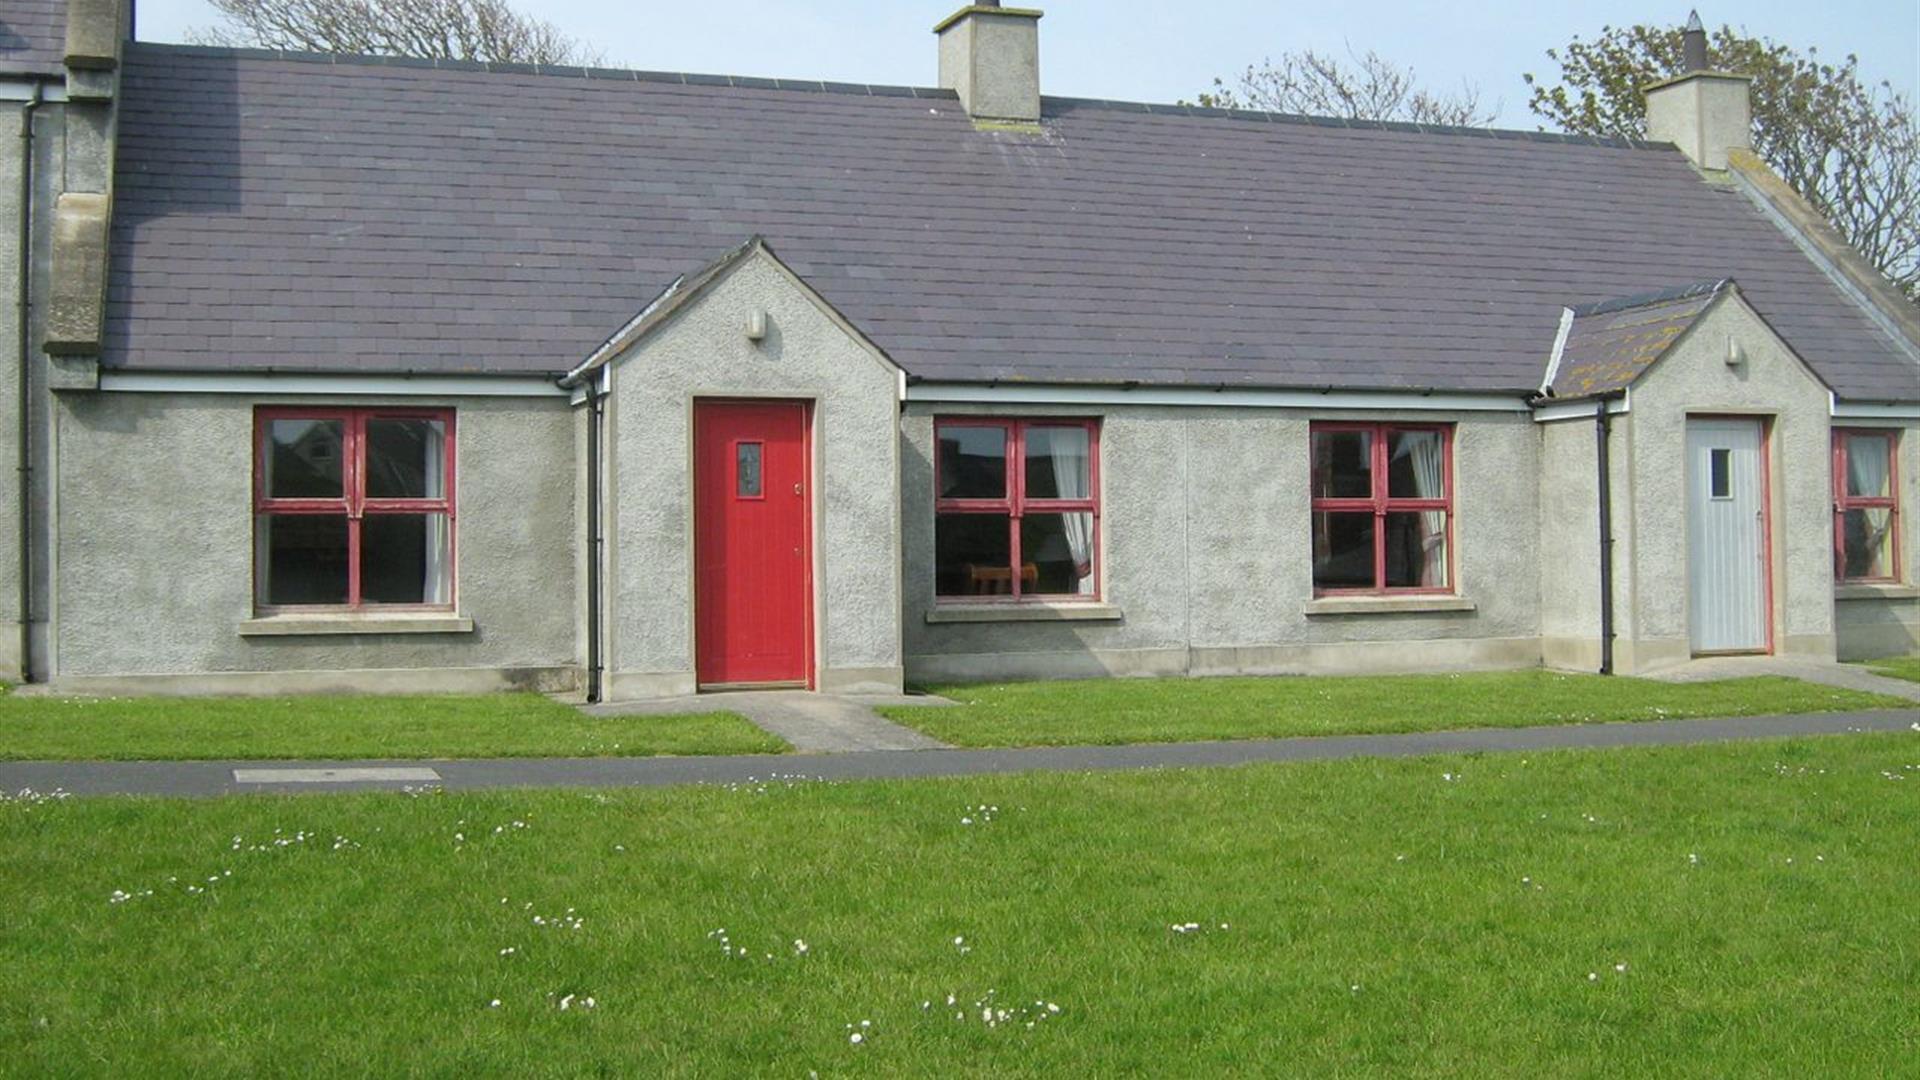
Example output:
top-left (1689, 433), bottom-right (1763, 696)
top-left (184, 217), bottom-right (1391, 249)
top-left (1570, 278), bottom-right (1733, 318)
top-left (1041, 96), bottom-right (1662, 149)
top-left (125, 40), bottom-right (1663, 151)
top-left (125, 41), bottom-right (962, 101)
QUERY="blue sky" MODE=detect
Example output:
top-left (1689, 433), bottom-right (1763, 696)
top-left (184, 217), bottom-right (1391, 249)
top-left (135, 0), bottom-right (1919, 128)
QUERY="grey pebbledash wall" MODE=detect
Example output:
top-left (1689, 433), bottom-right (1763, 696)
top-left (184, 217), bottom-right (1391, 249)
top-left (0, 102), bottom-right (31, 681)
top-left (49, 393), bottom-right (580, 691)
top-left (900, 404), bottom-right (1544, 683)
top-left (602, 248), bottom-right (903, 700)
top-left (1536, 411), bottom-right (1609, 674)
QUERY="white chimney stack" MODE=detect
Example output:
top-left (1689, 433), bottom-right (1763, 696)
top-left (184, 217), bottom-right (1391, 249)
top-left (1643, 11), bottom-right (1752, 171)
top-left (934, 3), bottom-right (1044, 125)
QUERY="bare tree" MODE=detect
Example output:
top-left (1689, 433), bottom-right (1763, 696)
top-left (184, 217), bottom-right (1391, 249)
top-left (1528, 23), bottom-right (1919, 303)
top-left (1196, 47), bottom-right (1496, 127)
top-left (190, 0), bottom-right (602, 67)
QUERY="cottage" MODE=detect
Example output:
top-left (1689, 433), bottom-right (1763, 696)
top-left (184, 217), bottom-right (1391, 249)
top-left (2, 1), bottom-right (1918, 699)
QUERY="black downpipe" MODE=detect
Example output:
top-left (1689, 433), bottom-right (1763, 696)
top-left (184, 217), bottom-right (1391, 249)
top-left (1596, 399), bottom-right (1616, 675)
top-left (16, 87), bottom-right (40, 684)
top-left (584, 377), bottom-right (605, 703)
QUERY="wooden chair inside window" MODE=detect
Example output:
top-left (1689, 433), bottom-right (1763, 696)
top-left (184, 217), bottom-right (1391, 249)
top-left (966, 563), bottom-right (1039, 594)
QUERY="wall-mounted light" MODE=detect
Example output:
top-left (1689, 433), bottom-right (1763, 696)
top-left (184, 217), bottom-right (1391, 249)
top-left (1725, 337), bottom-right (1746, 368)
top-left (747, 310), bottom-right (769, 343)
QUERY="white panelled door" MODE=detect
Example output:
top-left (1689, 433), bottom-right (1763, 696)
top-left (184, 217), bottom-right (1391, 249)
top-left (1686, 418), bottom-right (1770, 654)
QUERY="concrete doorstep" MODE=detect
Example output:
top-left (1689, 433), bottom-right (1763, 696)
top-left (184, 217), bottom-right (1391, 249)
top-left (2, 708), bottom-right (1917, 799)
top-left (1644, 656), bottom-right (1920, 703)
top-left (584, 690), bottom-right (952, 753)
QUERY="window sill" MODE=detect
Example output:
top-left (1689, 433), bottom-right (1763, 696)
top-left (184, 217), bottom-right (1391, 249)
top-left (926, 602), bottom-right (1123, 625)
top-left (1303, 595), bottom-right (1477, 616)
top-left (239, 612), bottom-right (476, 637)
top-left (1835, 583), bottom-right (1920, 601)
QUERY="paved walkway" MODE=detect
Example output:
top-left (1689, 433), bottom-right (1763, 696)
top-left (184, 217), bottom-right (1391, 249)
top-left (584, 690), bottom-right (951, 752)
top-left (1644, 655), bottom-right (1920, 702)
top-left (4, 709), bottom-right (1915, 799)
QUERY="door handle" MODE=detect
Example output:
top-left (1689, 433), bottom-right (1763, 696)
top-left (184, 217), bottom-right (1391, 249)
top-left (794, 483), bottom-right (803, 496)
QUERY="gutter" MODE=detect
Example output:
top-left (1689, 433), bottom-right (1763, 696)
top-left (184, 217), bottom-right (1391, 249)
top-left (16, 84), bottom-right (39, 683)
top-left (582, 366), bottom-right (608, 702)
top-left (1594, 393), bottom-right (1620, 675)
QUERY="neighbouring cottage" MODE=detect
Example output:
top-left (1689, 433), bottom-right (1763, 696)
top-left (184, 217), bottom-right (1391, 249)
top-left (1, 1), bottom-right (1918, 700)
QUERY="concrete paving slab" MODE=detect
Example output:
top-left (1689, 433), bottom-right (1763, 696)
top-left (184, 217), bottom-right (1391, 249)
top-left (231, 767), bottom-right (442, 784)
top-left (4, 708), bottom-right (1916, 799)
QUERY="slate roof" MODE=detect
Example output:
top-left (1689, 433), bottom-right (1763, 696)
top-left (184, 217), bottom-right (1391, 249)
top-left (1549, 280), bottom-right (1728, 399)
top-left (107, 43), bottom-right (1920, 398)
top-left (0, 0), bottom-right (66, 76)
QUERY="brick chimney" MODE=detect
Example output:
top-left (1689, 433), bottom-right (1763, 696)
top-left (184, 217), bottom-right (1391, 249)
top-left (1643, 11), bottom-right (1752, 171)
top-left (934, 3), bottom-right (1043, 125)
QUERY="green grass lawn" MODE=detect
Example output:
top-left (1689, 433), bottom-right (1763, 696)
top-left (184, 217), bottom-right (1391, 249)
top-left (0, 693), bottom-right (787, 761)
top-left (3, 733), bottom-right (1919, 1074)
top-left (1862, 656), bottom-right (1920, 684)
top-left (882, 670), bottom-right (1906, 748)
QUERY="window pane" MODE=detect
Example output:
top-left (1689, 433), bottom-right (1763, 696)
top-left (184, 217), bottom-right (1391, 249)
top-left (1312, 430), bottom-right (1373, 500)
top-left (1021, 512), bottom-right (1096, 595)
top-left (361, 513), bottom-right (453, 605)
top-left (1709, 448), bottom-right (1732, 499)
top-left (938, 426), bottom-right (1007, 500)
top-left (1312, 511), bottom-right (1375, 590)
top-left (1024, 426), bottom-right (1092, 500)
top-left (1843, 508), bottom-right (1894, 580)
top-left (1845, 434), bottom-right (1893, 498)
top-left (365, 418), bottom-right (448, 500)
top-left (257, 514), bottom-right (348, 606)
top-left (265, 419), bottom-right (344, 499)
top-left (737, 442), bottom-right (763, 498)
top-left (935, 512), bottom-right (1014, 596)
top-left (1385, 511), bottom-right (1449, 589)
top-left (1387, 430), bottom-right (1446, 500)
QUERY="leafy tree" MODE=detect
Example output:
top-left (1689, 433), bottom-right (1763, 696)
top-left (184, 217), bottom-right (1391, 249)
top-left (1197, 47), bottom-right (1495, 127)
top-left (190, 0), bottom-right (602, 67)
top-left (1527, 23), bottom-right (1919, 302)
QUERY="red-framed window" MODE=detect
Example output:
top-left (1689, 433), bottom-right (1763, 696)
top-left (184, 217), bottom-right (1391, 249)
top-left (934, 418), bottom-right (1100, 601)
top-left (1833, 428), bottom-right (1899, 583)
top-left (254, 407), bottom-right (456, 611)
top-left (1310, 422), bottom-right (1454, 594)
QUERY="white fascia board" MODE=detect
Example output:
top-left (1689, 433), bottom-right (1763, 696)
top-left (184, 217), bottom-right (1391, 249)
top-left (0, 78), bottom-right (67, 102)
top-left (98, 371), bottom-right (568, 398)
top-left (1831, 400), bottom-right (1920, 421)
top-left (906, 382), bottom-right (1531, 413)
top-left (1538, 307), bottom-right (1576, 397)
top-left (1531, 397), bottom-right (1630, 424)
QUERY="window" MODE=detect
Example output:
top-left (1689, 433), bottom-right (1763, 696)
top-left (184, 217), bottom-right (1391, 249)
top-left (1310, 422), bottom-right (1453, 594)
top-left (736, 441), bottom-right (763, 499)
top-left (254, 407), bottom-right (455, 610)
top-left (1709, 448), bottom-right (1733, 500)
top-left (934, 418), bottom-right (1099, 600)
top-left (1833, 428), bottom-right (1898, 583)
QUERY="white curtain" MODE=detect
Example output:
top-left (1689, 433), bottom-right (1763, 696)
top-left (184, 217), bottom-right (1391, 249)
top-left (1849, 436), bottom-right (1891, 499)
top-left (1408, 433), bottom-right (1447, 588)
top-left (1848, 436), bottom-right (1893, 574)
top-left (423, 422), bottom-right (451, 605)
top-left (1047, 429), bottom-right (1095, 595)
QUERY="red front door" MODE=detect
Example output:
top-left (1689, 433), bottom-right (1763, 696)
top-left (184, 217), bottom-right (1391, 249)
top-left (694, 400), bottom-right (812, 687)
